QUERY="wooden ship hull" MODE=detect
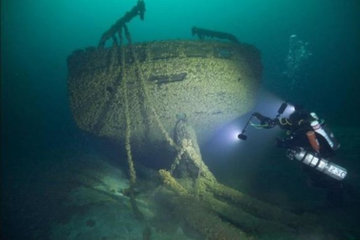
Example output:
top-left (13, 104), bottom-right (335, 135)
top-left (67, 40), bottom-right (262, 145)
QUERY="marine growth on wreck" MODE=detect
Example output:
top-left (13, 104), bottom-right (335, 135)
top-left (65, 1), bottom-right (327, 239)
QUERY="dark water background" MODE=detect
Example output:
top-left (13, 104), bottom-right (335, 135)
top-left (2, 0), bottom-right (360, 239)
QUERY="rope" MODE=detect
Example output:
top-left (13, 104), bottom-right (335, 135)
top-left (122, 26), bottom-right (215, 205)
top-left (119, 30), bottom-right (143, 220)
top-left (170, 149), bottom-right (186, 174)
top-left (123, 25), bottom-right (179, 151)
top-left (120, 38), bottom-right (136, 186)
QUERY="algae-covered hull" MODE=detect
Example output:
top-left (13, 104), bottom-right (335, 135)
top-left (67, 40), bottom-right (262, 144)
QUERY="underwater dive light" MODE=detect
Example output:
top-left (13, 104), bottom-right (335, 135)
top-left (237, 132), bottom-right (248, 140)
top-left (237, 114), bottom-right (255, 141)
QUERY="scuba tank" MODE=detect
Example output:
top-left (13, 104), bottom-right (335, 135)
top-left (310, 112), bottom-right (340, 150)
top-left (287, 147), bottom-right (347, 181)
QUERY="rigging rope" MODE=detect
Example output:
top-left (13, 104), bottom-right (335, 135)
top-left (123, 25), bottom-right (179, 151)
top-left (120, 33), bottom-right (136, 187)
top-left (119, 30), bottom-right (143, 220)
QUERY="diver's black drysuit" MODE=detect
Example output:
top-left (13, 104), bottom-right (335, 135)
top-left (253, 109), bottom-right (333, 155)
top-left (253, 108), bottom-right (344, 207)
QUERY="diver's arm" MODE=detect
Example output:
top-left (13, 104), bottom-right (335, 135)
top-left (252, 112), bottom-right (277, 129)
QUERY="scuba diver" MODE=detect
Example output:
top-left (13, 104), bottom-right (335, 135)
top-left (238, 103), bottom-right (347, 207)
top-left (252, 105), bottom-right (338, 157)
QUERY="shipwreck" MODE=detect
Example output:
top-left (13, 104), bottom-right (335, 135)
top-left (65, 1), bottom-right (324, 239)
